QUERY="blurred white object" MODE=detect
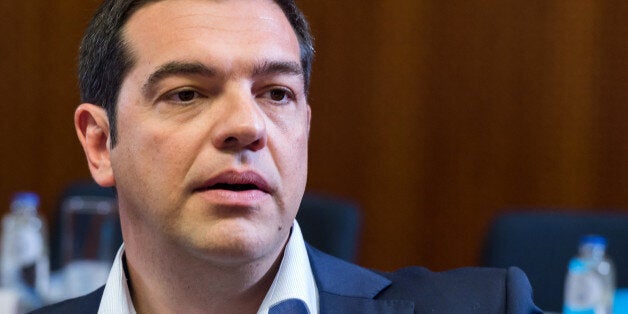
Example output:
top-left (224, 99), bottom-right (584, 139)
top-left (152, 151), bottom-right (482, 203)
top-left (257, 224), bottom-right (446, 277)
top-left (564, 235), bottom-right (616, 314)
top-left (63, 260), bottom-right (110, 298)
top-left (0, 192), bottom-right (49, 312)
top-left (0, 288), bottom-right (20, 314)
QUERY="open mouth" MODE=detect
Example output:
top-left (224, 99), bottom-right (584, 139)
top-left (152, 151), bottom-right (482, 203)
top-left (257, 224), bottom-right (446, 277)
top-left (206, 183), bottom-right (260, 191)
top-left (195, 171), bottom-right (271, 194)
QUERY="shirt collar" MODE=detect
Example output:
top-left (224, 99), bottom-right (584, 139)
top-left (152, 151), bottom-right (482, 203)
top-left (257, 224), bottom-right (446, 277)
top-left (98, 244), bottom-right (135, 314)
top-left (257, 220), bottom-right (319, 314)
top-left (97, 220), bottom-right (318, 314)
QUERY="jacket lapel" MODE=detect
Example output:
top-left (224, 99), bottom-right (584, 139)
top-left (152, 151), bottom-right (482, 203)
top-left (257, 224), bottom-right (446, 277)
top-left (306, 244), bottom-right (414, 314)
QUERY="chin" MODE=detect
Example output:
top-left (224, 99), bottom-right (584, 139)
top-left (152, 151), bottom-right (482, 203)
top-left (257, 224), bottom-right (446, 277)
top-left (180, 225), bottom-right (287, 265)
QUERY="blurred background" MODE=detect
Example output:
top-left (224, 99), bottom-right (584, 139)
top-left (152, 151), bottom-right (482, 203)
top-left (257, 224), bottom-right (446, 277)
top-left (1, 0), bottom-right (628, 278)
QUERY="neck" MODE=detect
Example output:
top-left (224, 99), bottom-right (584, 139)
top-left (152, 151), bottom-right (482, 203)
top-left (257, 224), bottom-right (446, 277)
top-left (122, 228), bottom-right (286, 314)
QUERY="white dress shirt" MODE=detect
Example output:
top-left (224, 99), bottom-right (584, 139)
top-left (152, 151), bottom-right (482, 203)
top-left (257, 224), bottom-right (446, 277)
top-left (97, 221), bottom-right (318, 314)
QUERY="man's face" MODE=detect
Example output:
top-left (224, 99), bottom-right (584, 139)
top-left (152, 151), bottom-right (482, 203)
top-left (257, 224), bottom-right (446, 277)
top-left (110, 0), bottom-right (310, 264)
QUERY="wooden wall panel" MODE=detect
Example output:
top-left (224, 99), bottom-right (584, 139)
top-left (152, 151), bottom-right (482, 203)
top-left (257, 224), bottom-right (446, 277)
top-left (2, 0), bottom-right (628, 273)
top-left (301, 0), bottom-right (628, 270)
top-left (596, 2), bottom-right (628, 207)
top-left (0, 1), bottom-right (98, 222)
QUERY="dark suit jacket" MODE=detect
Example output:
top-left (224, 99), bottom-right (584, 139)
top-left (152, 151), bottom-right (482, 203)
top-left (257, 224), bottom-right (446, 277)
top-left (31, 244), bottom-right (542, 313)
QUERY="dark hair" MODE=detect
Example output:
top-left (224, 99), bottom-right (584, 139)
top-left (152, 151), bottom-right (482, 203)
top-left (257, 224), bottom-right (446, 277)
top-left (78, 0), bottom-right (314, 147)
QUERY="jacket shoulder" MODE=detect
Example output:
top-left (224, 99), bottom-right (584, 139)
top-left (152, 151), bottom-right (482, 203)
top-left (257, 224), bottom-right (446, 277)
top-left (377, 266), bottom-right (542, 314)
top-left (29, 286), bottom-right (104, 314)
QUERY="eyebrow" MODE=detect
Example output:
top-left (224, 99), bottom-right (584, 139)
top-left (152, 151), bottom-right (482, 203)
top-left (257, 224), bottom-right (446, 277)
top-left (142, 61), bottom-right (216, 99)
top-left (252, 60), bottom-right (304, 79)
top-left (141, 60), bottom-right (304, 99)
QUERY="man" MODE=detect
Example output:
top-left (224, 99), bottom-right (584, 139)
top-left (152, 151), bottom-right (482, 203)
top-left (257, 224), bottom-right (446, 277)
top-left (34, 0), bottom-right (541, 313)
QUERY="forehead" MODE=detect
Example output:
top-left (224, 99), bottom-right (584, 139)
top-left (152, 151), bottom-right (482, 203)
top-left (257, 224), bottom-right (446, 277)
top-left (122, 0), bottom-right (300, 74)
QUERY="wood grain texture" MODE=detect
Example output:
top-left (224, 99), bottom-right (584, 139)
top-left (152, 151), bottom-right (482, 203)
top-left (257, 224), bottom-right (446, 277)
top-left (1, 0), bottom-right (627, 272)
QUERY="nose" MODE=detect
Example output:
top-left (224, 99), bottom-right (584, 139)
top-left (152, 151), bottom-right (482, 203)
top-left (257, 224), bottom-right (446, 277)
top-left (211, 90), bottom-right (267, 152)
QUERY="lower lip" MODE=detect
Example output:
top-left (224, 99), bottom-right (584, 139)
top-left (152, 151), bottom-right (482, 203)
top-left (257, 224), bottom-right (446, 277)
top-left (195, 189), bottom-right (269, 207)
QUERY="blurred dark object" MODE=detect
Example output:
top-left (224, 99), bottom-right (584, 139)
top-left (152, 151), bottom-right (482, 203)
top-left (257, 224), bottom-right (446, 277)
top-left (296, 193), bottom-right (361, 262)
top-left (481, 211), bottom-right (628, 312)
top-left (50, 181), bottom-right (362, 269)
top-left (50, 180), bottom-right (117, 271)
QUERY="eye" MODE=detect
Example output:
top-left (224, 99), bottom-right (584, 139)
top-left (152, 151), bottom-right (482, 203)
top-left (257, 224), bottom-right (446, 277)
top-left (261, 87), bottom-right (294, 104)
top-left (163, 89), bottom-right (203, 104)
top-left (174, 90), bottom-right (200, 102)
top-left (269, 89), bottom-right (288, 101)
top-left (176, 90), bottom-right (197, 102)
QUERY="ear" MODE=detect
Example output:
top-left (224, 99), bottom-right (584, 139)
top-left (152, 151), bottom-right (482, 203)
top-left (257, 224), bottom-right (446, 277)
top-left (74, 103), bottom-right (115, 187)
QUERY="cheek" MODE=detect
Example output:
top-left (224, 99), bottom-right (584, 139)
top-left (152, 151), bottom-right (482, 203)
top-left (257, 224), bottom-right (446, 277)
top-left (289, 112), bottom-right (310, 170)
top-left (278, 122), bottom-right (310, 199)
top-left (113, 121), bottom-right (191, 195)
top-left (273, 113), bottom-right (309, 167)
top-left (111, 128), bottom-right (193, 224)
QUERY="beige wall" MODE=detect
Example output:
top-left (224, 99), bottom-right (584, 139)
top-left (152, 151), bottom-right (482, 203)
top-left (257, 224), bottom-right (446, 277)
top-left (1, 1), bottom-right (628, 271)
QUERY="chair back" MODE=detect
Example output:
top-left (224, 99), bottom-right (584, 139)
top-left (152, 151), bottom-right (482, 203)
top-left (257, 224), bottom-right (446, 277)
top-left (296, 193), bottom-right (361, 262)
top-left (482, 211), bottom-right (628, 312)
